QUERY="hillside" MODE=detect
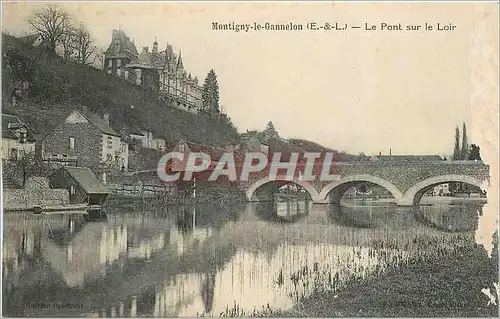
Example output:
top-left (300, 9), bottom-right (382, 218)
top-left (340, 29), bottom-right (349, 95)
top-left (2, 34), bottom-right (239, 146)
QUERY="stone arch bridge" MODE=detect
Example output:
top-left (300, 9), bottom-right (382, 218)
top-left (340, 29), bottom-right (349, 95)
top-left (244, 161), bottom-right (490, 206)
top-left (126, 161), bottom-right (490, 207)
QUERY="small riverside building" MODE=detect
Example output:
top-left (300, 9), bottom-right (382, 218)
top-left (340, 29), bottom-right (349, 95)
top-left (48, 166), bottom-right (110, 205)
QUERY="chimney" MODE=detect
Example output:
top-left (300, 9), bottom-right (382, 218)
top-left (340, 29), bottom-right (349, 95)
top-left (379, 151), bottom-right (382, 156)
top-left (103, 113), bottom-right (110, 125)
top-left (81, 106), bottom-right (88, 115)
top-left (389, 148), bottom-right (392, 156)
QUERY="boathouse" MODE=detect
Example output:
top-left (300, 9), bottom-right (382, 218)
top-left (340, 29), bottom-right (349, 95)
top-left (48, 166), bottom-right (110, 205)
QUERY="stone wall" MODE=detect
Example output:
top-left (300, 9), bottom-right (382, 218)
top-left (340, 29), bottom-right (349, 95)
top-left (41, 116), bottom-right (102, 171)
top-left (3, 177), bottom-right (69, 211)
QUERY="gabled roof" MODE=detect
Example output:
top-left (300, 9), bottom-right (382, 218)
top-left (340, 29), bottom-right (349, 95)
top-left (2, 113), bottom-right (23, 127)
top-left (51, 166), bottom-right (110, 194)
top-left (39, 108), bottom-right (121, 142)
top-left (74, 109), bottom-right (120, 137)
top-left (2, 114), bottom-right (27, 140)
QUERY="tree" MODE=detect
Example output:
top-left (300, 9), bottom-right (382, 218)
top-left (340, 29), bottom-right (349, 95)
top-left (72, 23), bottom-right (97, 65)
top-left (460, 123), bottom-right (469, 160)
top-left (59, 22), bottom-right (77, 59)
top-left (201, 69), bottom-right (220, 113)
top-left (261, 121), bottom-right (280, 142)
top-left (452, 126), bottom-right (460, 160)
top-left (26, 5), bottom-right (71, 52)
top-left (3, 151), bottom-right (51, 188)
top-left (4, 47), bottom-right (34, 82)
top-left (469, 144), bottom-right (481, 161)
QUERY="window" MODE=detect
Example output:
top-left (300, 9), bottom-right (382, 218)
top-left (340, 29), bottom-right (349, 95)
top-left (108, 60), bottom-right (112, 67)
top-left (69, 137), bottom-right (75, 150)
top-left (70, 185), bottom-right (75, 195)
top-left (10, 148), bottom-right (18, 160)
top-left (117, 69), bottom-right (121, 77)
top-left (124, 70), bottom-right (129, 79)
top-left (117, 59), bottom-right (121, 67)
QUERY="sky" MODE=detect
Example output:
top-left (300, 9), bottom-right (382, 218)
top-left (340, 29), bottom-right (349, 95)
top-left (2, 2), bottom-right (498, 156)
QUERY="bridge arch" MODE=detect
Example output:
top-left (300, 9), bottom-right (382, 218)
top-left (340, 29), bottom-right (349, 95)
top-left (318, 174), bottom-right (404, 203)
top-left (399, 174), bottom-right (487, 206)
top-left (246, 177), bottom-right (320, 202)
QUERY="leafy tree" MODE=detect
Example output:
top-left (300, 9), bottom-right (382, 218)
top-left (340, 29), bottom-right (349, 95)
top-left (3, 151), bottom-right (52, 188)
top-left (201, 69), bottom-right (220, 113)
top-left (469, 144), bottom-right (481, 161)
top-left (452, 126), bottom-right (460, 160)
top-left (4, 48), bottom-right (34, 82)
top-left (460, 123), bottom-right (469, 160)
top-left (26, 5), bottom-right (71, 52)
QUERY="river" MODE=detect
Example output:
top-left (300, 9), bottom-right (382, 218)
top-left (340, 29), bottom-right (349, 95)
top-left (1, 200), bottom-right (495, 317)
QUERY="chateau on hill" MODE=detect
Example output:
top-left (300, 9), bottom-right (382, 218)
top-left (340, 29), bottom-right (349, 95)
top-left (104, 29), bottom-right (203, 113)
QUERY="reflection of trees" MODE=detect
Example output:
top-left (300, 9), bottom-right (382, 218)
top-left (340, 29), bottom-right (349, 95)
top-left (413, 204), bottom-right (482, 233)
top-left (200, 273), bottom-right (216, 314)
top-left (328, 205), bottom-right (375, 229)
top-left (254, 201), bottom-right (309, 224)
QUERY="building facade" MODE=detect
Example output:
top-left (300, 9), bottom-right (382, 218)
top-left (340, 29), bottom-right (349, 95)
top-left (39, 107), bottom-right (129, 179)
top-left (104, 29), bottom-right (203, 113)
top-left (1, 114), bottom-right (36, 160)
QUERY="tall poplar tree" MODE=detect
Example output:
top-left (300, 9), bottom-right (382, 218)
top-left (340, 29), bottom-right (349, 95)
top-left (460, 123), bottom-right (469, 160)
top-left (201, 69), bottom-right (220, 113)
top-left (452, 126), bottom-right (461, 160)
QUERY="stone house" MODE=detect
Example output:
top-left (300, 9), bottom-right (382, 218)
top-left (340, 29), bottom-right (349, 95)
top-left (1, 114), bottom-right (36, 160)
top-left (39, 107), bottom-right (129, 179)
top-left (244, 136), bottom-right (269, 154)
top-left (123, 126), bottom-right (166, 151)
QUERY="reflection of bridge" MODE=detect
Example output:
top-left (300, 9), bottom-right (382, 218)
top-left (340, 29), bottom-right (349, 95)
top-left (128, 160), bottom-right (489, 206)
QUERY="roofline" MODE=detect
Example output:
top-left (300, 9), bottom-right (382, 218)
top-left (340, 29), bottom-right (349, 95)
top-left (49, 166), bottom-right (110, 194)
top-left (40, 108), bottom-right (121, 141)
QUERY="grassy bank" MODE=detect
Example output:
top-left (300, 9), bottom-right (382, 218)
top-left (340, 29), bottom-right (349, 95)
top-left (289, 243), bottom-right (498, 317)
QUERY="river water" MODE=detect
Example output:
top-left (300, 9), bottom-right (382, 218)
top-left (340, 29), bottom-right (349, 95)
top-left (1, 200), bottom-right (487, 317)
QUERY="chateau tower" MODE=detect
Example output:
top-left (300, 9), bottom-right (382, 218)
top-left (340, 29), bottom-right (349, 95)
top-left (152, 37), bottom-right (158, 54)
top-left (103, 29), bottom-right (139, 78)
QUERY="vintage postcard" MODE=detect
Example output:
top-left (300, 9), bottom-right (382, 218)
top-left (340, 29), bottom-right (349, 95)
top-left (1, 1), bottom-right (499, 317)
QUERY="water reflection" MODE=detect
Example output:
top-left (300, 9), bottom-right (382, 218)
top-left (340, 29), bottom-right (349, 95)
top-left (254, 201), bottom-right (310, 223)
top-left (2, 200), bottom-right (485, 317)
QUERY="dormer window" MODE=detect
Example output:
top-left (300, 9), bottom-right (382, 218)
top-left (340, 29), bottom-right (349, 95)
top-left (69, 137), bottom-right (75, 150)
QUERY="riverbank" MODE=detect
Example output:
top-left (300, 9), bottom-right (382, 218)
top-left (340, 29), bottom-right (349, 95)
top-left (199, 239), bottom-right (498, 318)
top-left (106, 184), bottom-right (246, 211)
top-left (287, 244), bottom-right (498, 317)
